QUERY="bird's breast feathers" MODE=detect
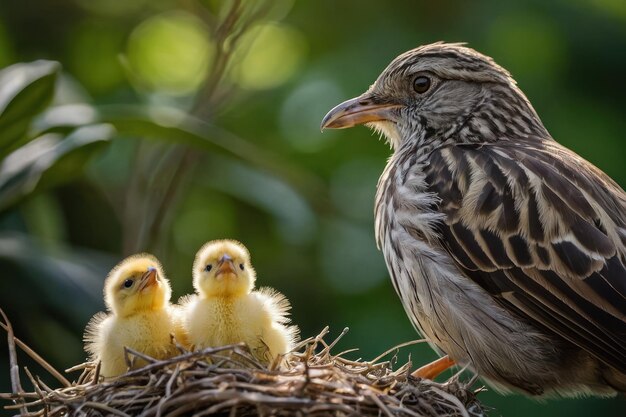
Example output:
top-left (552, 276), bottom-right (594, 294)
top-left (85, 308), bottom-right (177, 362)
top-left (184, 293), bottom-right (274, 347)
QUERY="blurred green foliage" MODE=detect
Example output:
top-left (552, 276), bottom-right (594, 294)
top-left (0, 1), bottom-right (625, 416)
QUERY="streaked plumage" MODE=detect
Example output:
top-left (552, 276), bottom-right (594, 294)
top-left (180, 240), bottom-right (299, 364)
top-left (322, 42), bottom-right (626, 396)
top-left (84, 254), bottom-right (184, 378)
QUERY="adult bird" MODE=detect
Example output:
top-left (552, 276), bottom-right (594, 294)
top-left (321, 42), bottom-right (626, 397)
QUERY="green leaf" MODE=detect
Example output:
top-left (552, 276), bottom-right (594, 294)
top-left (33, 103), bottom-right (331, 212)
top-left (0, 124), bottom-right (115, 212)
top-left (30, 103), bottom-right (98, 137)
top-left (97, 105), bottom-right (331, 211)
top-left (0, 231), bottom-right (111, 323)
top-left (0, 60), bottom-right (61, 157)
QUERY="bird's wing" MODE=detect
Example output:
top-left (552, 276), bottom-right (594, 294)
top-left (425, 139), bottom-right (626, 372)
top-left (176, 294), bottom-right (196, 309)
top-left (255, 288), bottom-right (300, 348)
top-left (256, 287), bottom-right (293, 324)
top-left (83, 311), bottom-right (109, 358)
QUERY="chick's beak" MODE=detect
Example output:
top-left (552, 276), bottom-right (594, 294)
top-left (321, 93), bottom-right (401, 130)
top-left (216, 254), bottom-right (236, 277)
top-left (139, 267), bottom-right (158, 291)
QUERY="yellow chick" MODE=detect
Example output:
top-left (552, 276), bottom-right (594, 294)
top-left (181, 240), bottom-right (298, 363)
top-left (84, 254), bottom-right (185, 378)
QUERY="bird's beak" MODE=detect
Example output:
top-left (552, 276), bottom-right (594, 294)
top-left (216, 254), bottom-right (236, 277)
top-left (139, 268), bottom-right (158, 291)
top-left (321, 93), bottom-right (401, 130)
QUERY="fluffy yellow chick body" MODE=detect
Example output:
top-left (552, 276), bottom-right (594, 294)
top-left (84, 254), bottom-right (185, 378)
top-left (181, 240), bottom-right (298, 363)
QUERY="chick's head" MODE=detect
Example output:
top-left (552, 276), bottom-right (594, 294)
top-left (193, 240), bottom-right (255, 298)
top-left (104, 254), bottom-right (171, 317)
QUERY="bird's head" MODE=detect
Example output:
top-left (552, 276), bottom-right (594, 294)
top-left (321, 42), bottom-right (546, 149)
top-left (104, 254), bottom-right (171, 318)
top-left (193, 239), bottom-right (255, 298)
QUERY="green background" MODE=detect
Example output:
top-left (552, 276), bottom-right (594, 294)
top-left (0, 1), bottom-right (625, 416)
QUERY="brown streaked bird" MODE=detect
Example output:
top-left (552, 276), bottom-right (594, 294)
top-left (322, 42), bottom-right (626, 397)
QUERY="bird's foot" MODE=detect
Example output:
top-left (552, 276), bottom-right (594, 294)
top-left (412, 355), bottom-right (455, 380)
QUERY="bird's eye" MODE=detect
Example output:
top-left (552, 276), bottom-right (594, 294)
top-left (123, 279), bottom-right (134, 288)
top-left (205, 264), bottom-right (212, 272)
top-left (413, 76), bottom-right (431, 94)
top-left (239, 264), bottom-right (244, 271)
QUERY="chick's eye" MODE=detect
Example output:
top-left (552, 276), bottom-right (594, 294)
top-left (239, 264), bottom-right (244, 271)
top-left (205, 264), bottom-right (212, 272)
top-left (413, 76), bottom-right (431, 94)
top-left (123, 279), bottom-right (134, 288)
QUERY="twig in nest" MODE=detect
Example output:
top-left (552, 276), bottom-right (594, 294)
top-left (0, 309), bottom-right (71, 388)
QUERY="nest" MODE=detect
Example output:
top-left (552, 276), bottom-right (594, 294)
top-left (1, 313), bottom-right (485, 417)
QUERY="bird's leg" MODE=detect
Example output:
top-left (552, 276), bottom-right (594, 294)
top-left (412, 355), bottom-right (455, 380)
